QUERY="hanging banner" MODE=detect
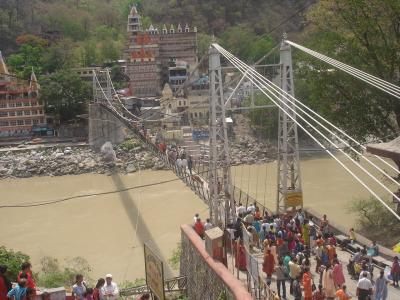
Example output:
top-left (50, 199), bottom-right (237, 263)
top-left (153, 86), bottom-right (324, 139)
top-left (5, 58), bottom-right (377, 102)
top-left (284, 191), bottom-right (303, 208)
top-left (144, 243), bottom-right (165, 300)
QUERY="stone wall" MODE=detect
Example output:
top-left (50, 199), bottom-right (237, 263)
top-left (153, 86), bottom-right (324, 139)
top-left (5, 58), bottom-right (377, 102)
top-left (88, 103), bottom-right (126, 151)
top-left (180, 224), bottom-right (252, 300)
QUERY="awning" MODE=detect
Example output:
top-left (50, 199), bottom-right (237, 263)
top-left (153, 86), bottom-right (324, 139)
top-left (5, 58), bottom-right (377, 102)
top-left (366, 136), bottom-right (400, 161)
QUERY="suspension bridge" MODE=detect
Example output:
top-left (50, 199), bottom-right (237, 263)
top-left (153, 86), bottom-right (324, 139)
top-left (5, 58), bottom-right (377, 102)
top-left (89, 37), bottom-right (400, 299)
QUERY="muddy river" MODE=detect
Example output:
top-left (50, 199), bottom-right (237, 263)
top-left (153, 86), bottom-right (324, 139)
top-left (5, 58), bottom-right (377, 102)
top-left (0, 153), bottom-right (395, 282)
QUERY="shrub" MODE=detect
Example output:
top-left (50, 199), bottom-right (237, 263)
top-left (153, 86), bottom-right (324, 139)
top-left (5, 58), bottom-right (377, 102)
top-left (0, 246), bottom-right (30, 281)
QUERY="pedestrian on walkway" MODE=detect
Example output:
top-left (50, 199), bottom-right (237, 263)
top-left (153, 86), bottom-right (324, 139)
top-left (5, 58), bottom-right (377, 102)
top-left (335, 284), bottom-right (351, 300)
top-left (356, 272), bottom-right (373, 300)
top-left (374, 270), bottom-right (388, 300)
top-left (390, 256), bottom-right (400, 287)
top-left (302, 267), bottom-right (313, 300)
top-left (332, 259), bottom-right (345, 288)
top-left (263, 249), bottom-right (275, 281)
top-left (322, 264), bottom-right (335, 299)
top-left (292, 275), bottom-right (302, 300)
top-left (275, 260), bottom-right (287, 299)
top-left (312, 284), bottom-right (325, 300)
top-left (194, 218), bottom-right (205, 239)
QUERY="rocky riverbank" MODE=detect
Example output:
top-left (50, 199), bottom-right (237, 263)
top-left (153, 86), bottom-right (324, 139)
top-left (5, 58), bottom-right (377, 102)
top-left (0, 136), bottom-right (280, 180)
top-left (230, 137), bottom-right (277, 165)
top-left (0, 139), bottom-right (167, 179)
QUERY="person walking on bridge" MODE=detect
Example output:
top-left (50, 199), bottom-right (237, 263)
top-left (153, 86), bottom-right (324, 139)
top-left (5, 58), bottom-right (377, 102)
top-left (356, 272), bottom-right (373, 300)
top-left (374, 270), bottom-right (388, 300)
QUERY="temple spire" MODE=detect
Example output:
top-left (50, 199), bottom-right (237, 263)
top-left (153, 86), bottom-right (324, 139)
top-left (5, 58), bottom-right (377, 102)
top-left (30, 68), bottom-right (39, 94)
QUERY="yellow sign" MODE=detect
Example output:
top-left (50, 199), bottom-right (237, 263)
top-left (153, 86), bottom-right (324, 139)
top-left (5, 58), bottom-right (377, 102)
top-left (285, 191), bottom-right (303, 207)
top-left (144, 243), bottom-right (165, 300)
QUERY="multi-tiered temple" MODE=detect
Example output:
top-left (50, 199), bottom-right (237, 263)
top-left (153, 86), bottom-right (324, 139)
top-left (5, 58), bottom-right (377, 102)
top-left (124, 6), bottom-right (198, 98)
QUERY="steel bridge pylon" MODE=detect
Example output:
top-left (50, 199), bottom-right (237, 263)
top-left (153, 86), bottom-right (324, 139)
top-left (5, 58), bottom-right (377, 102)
top-left (276, 37), bottom-right (303, 213)
top-left (208, 46), bottom-right (234, 227)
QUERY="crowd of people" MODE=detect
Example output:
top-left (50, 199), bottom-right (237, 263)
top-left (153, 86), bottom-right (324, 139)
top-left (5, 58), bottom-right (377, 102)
top-left (192, 204), bottom-right (400, 300)
top-left (0, 263), bottom-right (153, 300)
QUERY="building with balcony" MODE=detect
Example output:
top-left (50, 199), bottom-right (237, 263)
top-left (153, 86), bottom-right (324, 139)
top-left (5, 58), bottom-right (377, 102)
top-left (0, 51), bottom-right (46, 138)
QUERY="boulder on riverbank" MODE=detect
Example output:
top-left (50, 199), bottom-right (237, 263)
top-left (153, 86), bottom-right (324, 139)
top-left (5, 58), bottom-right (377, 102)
top-left (0, 138), bottom-right (164, 179)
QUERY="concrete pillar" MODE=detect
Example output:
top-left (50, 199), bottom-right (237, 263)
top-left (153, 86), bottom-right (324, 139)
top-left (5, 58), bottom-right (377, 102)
top-left (89, 103), bottom-right (126, 151)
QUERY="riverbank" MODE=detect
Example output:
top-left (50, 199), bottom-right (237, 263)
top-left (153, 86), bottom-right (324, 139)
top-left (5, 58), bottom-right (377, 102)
top-left (0, 136), bottom-right (277, 179)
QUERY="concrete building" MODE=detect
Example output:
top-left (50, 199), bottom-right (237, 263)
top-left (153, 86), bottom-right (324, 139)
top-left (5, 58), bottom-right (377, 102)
top-left (0, 52), bottom-right (47, 138)
top-left (124, 5), bottom-right (197, 98)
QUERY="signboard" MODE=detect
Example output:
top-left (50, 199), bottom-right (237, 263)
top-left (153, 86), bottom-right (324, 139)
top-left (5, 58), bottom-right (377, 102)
top-left (144, 243), bottom-right (165, 300)
top-left (284, 191), bottom-right (303, 208)
top-left (192, 129), bottom-right (209, 140)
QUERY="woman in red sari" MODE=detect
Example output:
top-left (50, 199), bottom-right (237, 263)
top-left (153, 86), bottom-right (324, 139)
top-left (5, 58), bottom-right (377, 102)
top-left (235, 240), bottom-right (247, 271)
top-left (262, 249), bottom-right (275, 280)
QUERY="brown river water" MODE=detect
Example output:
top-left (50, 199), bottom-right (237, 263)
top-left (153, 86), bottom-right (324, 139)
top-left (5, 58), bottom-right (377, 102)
top-left (0, 153), bottom-right (395, 282)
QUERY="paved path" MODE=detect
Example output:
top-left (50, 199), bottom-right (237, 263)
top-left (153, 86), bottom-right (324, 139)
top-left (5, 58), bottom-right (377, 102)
top-left (227, 246), bottom-right (400, 299)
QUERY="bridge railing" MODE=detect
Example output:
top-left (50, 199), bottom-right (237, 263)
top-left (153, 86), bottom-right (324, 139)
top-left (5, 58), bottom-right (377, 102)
top-left (99, 103), bottom-right (274, 217)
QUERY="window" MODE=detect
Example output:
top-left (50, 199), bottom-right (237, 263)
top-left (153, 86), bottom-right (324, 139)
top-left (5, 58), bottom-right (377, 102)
top-left (31, 110), bottom-right (37, 115)
top-left (17, 111), bottom-right (23, 116)
top-left (16, 102), bottom-right (22, 107)
top-left (40, 118), bottom-right (44, 123)
top-left (0, 103), bottom-right (6, 108)
top-left (23, 102), bottom-right (30, 106)
top-left (8, 103), bottom-right (15, 107)
top-left (0, 111), bottom-right (7, 117)
top-left (31, 102), bottom-right (37, 106)
top-left (9, 120), bottom-right (17, 126)
top-left (9, 111), bottom-right (15, 116)
top-left (24, 111), bottom-right (31, 115)
top-left (25, 119), bottom-right (32, 125)
top-left (0, 121), bottom-right (8, 126)
top-left (17, 120), bottom-right (24, 125)
top-left (199, 112), bottom-right (203, 118)
top-left (33, 119), bottom-right (39, 125)
top-left (194, 112), bottom-right (198, 117)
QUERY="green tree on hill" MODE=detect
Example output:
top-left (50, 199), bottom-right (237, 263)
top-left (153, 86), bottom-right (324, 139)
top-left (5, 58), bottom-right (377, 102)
top-left (39, 70), bottom-right (91, 122)
top-left (297, 0), bottom-right (400, 144)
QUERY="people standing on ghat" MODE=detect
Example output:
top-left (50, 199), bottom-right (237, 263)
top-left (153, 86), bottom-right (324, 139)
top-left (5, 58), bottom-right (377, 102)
top-left (374, 270), bottom-right (388, 300)
top-left (92, 278), bottom-right (105, 300)
top-left (18, 262), bottom-right (36, 295)
top-left (356, 272), bottom-right (373, 300)
top-left (100, 274), bottom-right (118, 300)
top-left (72, 274), bottom-right (87, 300)
top-left (0, 265), bottom-right (12, 300)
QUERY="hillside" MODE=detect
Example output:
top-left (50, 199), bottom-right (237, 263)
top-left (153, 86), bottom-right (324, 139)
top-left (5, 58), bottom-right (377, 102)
top-left (0, 0), bottom-right (315, 57)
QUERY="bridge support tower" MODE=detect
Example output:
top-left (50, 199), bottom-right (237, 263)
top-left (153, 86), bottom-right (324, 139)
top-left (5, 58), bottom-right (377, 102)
top-left (276, 37), bottom-right (303, 213)
top-left (208, 46), bottom-right (234, 227)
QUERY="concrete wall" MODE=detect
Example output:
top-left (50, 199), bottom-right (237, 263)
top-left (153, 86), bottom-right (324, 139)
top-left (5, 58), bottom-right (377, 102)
top-left (180, 224), bottom-right (252, 300)
top-left (88, 103), bottom-right (126, 151)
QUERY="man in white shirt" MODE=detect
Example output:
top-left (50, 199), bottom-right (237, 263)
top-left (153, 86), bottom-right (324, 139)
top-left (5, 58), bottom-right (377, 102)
top-left (236, 203), bottom-right (246, 216)
top-left (357, 272), bottom-right (373, 300)
top-left (100, 274), bottom-right (119, 300)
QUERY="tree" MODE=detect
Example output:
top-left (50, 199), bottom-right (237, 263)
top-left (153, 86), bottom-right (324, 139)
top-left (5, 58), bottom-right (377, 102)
top-left (0, 246), bottom-right (30, 282)
top-left (348, 197), bottom-right (400, 247)
top-left (39, 70), bottom-right (91, 122)
top-left (298, 0), bottom-right (400, 144)
top-left (37, 256), bottom-right (92, 288)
